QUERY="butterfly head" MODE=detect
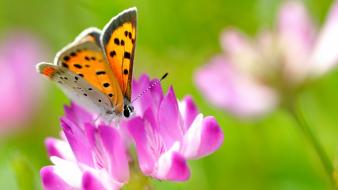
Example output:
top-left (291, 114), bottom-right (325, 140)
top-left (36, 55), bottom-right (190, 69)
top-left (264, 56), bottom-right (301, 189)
top-left (123, 104), bottom-right (134, 118)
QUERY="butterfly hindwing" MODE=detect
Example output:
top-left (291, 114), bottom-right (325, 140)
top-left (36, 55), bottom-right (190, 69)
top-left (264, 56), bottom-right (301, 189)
top-left (101, 7), bottom-right (137, 102)
top-left (37, 63), bottom-right (113, 115)
top-left (55, 29), bottom-right (124, 113)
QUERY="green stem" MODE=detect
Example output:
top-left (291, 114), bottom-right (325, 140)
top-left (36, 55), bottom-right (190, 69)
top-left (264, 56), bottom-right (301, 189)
top-left (288, 102), bottom-right (336, 189)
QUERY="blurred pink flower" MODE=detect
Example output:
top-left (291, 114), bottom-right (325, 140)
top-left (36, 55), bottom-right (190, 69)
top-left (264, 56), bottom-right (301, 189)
top-left (0, 31), bottom-right (47, 133)
top-left (41, 103), bottom-right (129, 190)
top-left (195, 0), bottom-right (338, 118)
top-left (122, 75), bottom-right (224, 181)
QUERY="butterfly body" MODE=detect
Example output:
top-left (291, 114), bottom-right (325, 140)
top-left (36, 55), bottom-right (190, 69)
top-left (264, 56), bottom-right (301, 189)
top-left (37, 8), bottom-right (137, 120)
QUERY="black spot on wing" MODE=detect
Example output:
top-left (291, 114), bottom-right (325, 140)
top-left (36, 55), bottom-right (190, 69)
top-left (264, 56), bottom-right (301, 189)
top-left (124, 52), bottom-right (131, 59)
top-left (62, 62), bottom-right (69, 68)
top-left (110, 51), bottom-right (116, 57)
top-left (114, 38), bottom-right (120, 45)
top-left (101, 9), bottom-right (137, 47)
top-left (63, 56), bottom-right (70, 61)
top-left (123, 69), bottom-right (128, 75)
top-left (103, 83), bottom-right (110, 88)
top-left (74, 64), bottom-right (82, 69)
top-left (96, 71), bottom-right (106, 75)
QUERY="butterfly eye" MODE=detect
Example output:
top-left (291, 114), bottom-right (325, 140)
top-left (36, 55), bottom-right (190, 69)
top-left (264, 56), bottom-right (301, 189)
top-left (123, 105), bottom-right (134, 118)
top-left (123, 109), bottom-right (130, 118)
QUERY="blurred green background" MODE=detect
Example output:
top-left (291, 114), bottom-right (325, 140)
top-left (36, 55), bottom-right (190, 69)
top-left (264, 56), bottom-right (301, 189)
top-left (0, 0), bottom-right (337, 189)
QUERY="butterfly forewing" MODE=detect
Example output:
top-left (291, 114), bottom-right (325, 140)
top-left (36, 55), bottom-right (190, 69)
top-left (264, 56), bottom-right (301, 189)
top-left (55, 29), bottom-right (124, 113)
top-left (37, 63), bottom-right (113, 115)
top-left (101, 8), bottom-right (137, 102)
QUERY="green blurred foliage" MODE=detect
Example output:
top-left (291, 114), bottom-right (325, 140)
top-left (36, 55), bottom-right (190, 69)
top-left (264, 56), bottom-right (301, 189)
top-left (0, 0), bottom-right (337, 189)
top-left (10, 153), bottom-right (37, 190)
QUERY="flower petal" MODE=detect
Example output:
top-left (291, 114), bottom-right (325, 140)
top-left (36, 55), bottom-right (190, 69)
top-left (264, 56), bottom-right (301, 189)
top-left (164, 152), bottom-right (190, 181)
top-left (83, 123), bottom-right (97, 152)
top-left (181, 114), bottom-right (223, 159)
top-left (278, 0), bottom-right (315, 81)
top-left (182, 114), bottom-right (224, 159)
top-left (310, 0), bottom-right (338, 75)
top-left (221, 29), bottom-right (253, 56)
top-left (64, 102), bottom-right (94, 127)
top-left (197, 116), bottom-right (224, 157)
top-left (132, 75), bottom-right (151, 116)
top-left (0, 32), bottom-right (46, 133)
top-left (278, 0), bottom-right (314, 51)
top-left (82, 172), bottom-right (107, 190)
top-left (195, 57), bottom-right (278, 118)
top-left (155, 144), bottom-right (190, 181)
top-left (220, 29), bottom-right (260, 74)
top-left (41, 156), bottom-right (84, 190)
top-left (98, 125), bottom-right (129, 183)
top-left (61, 118), bottom-right (94, 167)
top-left (45, 137), bottom-right (75, 161)
top-left (125, 116), bottom-right (156, 175)
top-left (40, 166), bottom-right (77, 190)
top-left (132, 74), bottom-right (164, 116)
top-left (158, 87), bottom-right (183, 146)
top-left (178, 96), bottom-right (199, 131)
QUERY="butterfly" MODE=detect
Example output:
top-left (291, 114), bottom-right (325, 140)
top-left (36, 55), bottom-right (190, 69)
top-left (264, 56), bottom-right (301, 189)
top-left (37, 7), bottom-right (137, 121)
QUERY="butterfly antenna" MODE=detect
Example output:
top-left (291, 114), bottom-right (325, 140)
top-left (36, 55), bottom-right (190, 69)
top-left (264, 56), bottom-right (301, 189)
top-left (131, 73), bottom-right (168, 104)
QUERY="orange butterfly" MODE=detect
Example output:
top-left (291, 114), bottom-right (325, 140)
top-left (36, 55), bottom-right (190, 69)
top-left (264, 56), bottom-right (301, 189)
top-left (37, 7), bottom-right (137, 120)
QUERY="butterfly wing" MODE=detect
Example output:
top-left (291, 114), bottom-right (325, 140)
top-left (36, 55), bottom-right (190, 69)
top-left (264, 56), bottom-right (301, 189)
top-left (101, 7), bottom-right (137, 103)
top-left (37, 63), bottom-right (113, 116)
top-left (42, 28), bottom-right (124, 114)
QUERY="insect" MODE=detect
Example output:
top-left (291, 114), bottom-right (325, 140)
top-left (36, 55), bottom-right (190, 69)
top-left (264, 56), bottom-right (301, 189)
top-left (37, 7), bottom-right (137, 121)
